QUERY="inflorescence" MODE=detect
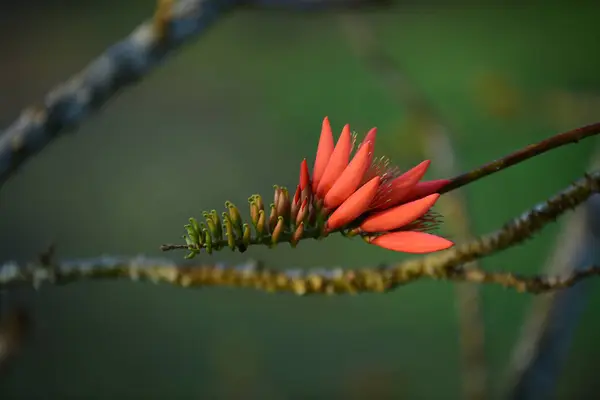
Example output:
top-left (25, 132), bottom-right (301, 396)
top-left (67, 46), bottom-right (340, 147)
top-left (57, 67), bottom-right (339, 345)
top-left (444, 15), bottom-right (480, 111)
top-left (166, 117), bottom-right (456, 258)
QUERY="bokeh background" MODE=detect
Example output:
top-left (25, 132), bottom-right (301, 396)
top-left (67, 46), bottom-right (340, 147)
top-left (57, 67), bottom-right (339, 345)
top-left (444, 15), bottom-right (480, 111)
top-left (1, 0), bottom-right (599, 398)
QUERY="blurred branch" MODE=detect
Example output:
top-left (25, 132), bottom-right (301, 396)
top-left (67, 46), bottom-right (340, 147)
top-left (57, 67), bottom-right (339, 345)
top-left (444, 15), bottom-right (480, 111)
top-left (4, 170), bottom-right (600, 293)
top-left (339, 15), bottom-right (487, 400)
top-left (0, 0), bottom-right (392, 190)
top-left (0, 255), bottom-right (599, 295)
top-left (243, 0), bottom-right (392, 10)
top-left (0, 0), bottom-right (240, 188)
top-left (506, 144), bottom-right (600, 400)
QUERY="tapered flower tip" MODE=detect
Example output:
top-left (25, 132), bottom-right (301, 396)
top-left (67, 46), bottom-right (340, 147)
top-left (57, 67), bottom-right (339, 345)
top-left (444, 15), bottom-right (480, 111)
top-left (299, 159), bottom-right (310, 191)
top-left (371, 160), bottom-right (431, 210)
top-left (369, 231), bottom-right (454, 253)
top-left (360, 193), bottom-right (440, 233)
top-left (361, 127), bottom-right (377, 146)
top-left (317, 124), bottom-right (353, 198)
top-left (360, 127), bottom-right (378, 166)
top-left (312, 116), bottom-right (335, 192)
top-left (326, 176), bottom-right (380, 231)
top-left (403, 179), bottom-right (451, 202)
top-left (324, 141), bottom-right (373, 209)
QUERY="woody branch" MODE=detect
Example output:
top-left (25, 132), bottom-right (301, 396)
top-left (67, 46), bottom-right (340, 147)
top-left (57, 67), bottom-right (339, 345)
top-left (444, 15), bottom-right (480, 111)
top-left (1, 0), bottom-right (600, 296)
top-left (2, 169), bottom-right (600, 293)
top-left (0, 0), bottom-right (387, 190)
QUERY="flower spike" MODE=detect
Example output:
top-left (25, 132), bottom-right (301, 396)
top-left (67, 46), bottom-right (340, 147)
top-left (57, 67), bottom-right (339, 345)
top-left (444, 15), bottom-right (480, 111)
top-left (171, 117), bottom-right (453, 259)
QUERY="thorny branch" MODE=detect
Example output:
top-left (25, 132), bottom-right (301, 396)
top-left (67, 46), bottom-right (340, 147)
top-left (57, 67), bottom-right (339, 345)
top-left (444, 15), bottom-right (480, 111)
top-left (3, 169), bottom-right (600, 293)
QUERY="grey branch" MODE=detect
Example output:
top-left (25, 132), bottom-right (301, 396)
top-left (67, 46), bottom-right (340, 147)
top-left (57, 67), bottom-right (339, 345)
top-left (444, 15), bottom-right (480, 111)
top-left (1, 254), bottom-right (600, 295)
top-left (0, 0), bottom-right (239, 188)
top-left (0, 0), bottom-right (394, 189)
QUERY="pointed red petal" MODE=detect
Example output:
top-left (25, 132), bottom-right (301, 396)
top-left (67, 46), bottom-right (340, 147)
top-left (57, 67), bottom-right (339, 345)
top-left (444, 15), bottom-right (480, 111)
top-left (316, 124), bottom-right (352, 198)
top-left (299, 159), bottom-right (310, 191)
top-left (371, 160), bottom-right (431, 209)
top-left (360, 193), bottom-right (440, 233)
top-left (324, 141), bottom-right (373, 209)
top-left (312, 117), bottom-right (335, 192)
top-left (370, 231), bottom-right (454, 253)
top-left (403, 179), bottom-right (451, 202)
top-left (326, 176), bottom-right (380, 230)
top-left (360, 127), bottom-right (377, 167)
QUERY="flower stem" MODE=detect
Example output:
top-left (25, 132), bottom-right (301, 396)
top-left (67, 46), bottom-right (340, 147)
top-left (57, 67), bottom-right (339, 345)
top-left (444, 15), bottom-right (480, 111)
top-left (442, 122), bottom-right (600, 194)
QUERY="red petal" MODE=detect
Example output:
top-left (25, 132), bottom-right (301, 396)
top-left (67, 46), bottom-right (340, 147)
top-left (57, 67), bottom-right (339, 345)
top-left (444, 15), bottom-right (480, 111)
top-left (360, 127), bottom-right (377, 166)
top-left (403, 179), bottom-right (451, 202)
top-left (316, 124), bottom-right (352, 198)
top-left (326, 176), bottom-right (380, 230)
top-left (299, 159), bottom-right (310, 191)
top-left (371, 160), bottom-right (431, 209)
top-left (370, 231), bottom-right (454, 253)
top-left (324, 141), bottom-right (373, 209)
top-left (360, 193), bottom-right (440, 233)
top-left (312, 117), bottom-right (335, 192)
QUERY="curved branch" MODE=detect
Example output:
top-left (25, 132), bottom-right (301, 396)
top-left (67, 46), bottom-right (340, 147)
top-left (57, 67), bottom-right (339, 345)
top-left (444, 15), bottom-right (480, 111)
top-left (0, 0), bottom-right (392, 191)
top-left (0, 0), bottom-right (242, 189)
top-left (1, 255), bottom-right (599, 295)
top-left (3, 170), bottom-right (600, 293)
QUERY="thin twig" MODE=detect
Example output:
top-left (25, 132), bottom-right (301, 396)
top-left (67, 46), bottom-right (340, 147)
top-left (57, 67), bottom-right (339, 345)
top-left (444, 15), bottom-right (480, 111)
top-left (339, 14), bottom-right (487, 400)
top-left (391, 170), bottom-right (600, 287)
top-left (442, 122), bottom-right (600, 194)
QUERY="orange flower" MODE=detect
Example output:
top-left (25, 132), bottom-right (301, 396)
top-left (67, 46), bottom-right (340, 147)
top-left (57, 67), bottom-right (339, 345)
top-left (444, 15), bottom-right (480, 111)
top-left (296, 117), bottom-right (454, 254)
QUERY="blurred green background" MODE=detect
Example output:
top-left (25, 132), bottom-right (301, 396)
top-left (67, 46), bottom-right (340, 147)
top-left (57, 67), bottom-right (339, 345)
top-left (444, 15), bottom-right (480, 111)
top-left (1, 0), bottom-right (599, 398)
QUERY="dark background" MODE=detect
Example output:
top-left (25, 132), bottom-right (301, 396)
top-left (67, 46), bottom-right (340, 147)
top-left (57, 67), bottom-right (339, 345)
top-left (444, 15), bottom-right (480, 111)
top-left (0, 0), bottom-right (599, 398)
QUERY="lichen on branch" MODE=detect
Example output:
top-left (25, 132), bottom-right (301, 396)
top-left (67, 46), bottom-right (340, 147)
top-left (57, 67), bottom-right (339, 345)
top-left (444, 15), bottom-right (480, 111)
top-left (3, 169), bottom-right (600, 294)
